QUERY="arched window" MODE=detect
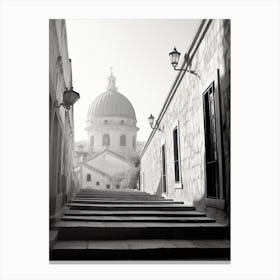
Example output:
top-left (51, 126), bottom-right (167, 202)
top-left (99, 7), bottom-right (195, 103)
top-left (103, 134), bottom-right (110, 146)
top-left (120, 134), bottom-right (126, 146)
top-left (132, 135), bottom-right (136, 148)
top-left (90, 135), bottom-right (94, 148)
top-left (86, 174), bottom-right (91, 182)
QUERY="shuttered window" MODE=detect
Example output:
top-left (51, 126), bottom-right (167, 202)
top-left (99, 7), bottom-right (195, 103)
top-left (120, 135), bottom-right (126, 146)
top-left (103, 134), bottom-right (110, 146)
top-left (173, 126), bottom-right (180, 182)
top-left (90, 135), bottom-right (94, 148)
top-left (132, 136), bottom-right (136, 148)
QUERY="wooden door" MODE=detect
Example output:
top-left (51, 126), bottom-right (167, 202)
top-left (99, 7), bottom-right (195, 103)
top-left (161, 144), bottom-right (167, 193)
top-left (203, 82), bottom-right (219, 198)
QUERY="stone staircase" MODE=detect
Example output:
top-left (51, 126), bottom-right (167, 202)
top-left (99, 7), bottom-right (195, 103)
top-left (50, 189), bottom-right (230, 260)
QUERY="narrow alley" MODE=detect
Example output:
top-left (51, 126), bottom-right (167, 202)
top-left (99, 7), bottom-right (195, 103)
top-left (49, 19), bottom-right (230, 261)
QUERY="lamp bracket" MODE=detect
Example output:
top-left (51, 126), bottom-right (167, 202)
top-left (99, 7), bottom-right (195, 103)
top-left (173, 65), bottom-right (200, 78)
top-left (54, 100), bottom-right (71, 110)
top-left (150, 121), bottom-right (163, 132)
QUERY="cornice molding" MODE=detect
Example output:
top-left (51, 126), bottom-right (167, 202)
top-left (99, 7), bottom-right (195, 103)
top-left (140, 19), bottom-right (212, 159)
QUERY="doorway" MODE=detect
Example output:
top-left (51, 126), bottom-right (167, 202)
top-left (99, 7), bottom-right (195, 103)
top-left (203, 82), bottom-right (219, 198)
top-left (140, 170), bottom-right (145, 192)
top-left (161, 143), bottom-right (167, 194)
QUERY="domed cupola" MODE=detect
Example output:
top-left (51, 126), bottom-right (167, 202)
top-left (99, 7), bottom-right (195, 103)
top-left (87, 72), bottom-right (136, 121)
top-left (86, 70), bottom-right (138, 156)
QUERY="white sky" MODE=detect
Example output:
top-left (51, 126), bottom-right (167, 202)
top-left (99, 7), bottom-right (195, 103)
top-left (66, 19), bottom-right (201, 142)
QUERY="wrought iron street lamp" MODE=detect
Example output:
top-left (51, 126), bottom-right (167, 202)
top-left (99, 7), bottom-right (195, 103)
top-left (55, 87), bottom-right (80, 110)
top-left (169, 47), bottom-right (199, 77)
top-left (169, 47), bottom-right (181, 68)
top-left (148, 114), bottom-right (163, 132)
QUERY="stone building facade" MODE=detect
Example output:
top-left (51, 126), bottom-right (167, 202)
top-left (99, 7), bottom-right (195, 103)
top-left (49, 19), bottom-right (80, 225)
top-left (140, 19), bottom-right (230, 224)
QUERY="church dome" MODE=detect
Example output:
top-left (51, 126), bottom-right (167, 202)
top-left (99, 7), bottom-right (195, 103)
top-left (87, 73), bottom-right (136, 121)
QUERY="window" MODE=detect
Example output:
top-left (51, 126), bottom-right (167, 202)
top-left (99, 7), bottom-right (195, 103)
top-left (161, 144), bottom-right (167, 193)
top-left (132, 135), bottom-right (136, 148)
top-left (96, 181), bottom-right (100, 186)
top-left (173, 126), bottom-right (180, 182)
top-left (87, 174), bottom-right (91, 182)
top-left (116, 184), bottom-right (120, 189)
top-left (120, 120), bottom-right (124, 124)
top-left (106, 184), bottom-right (110, 189)
top-left (103, 134), bottom-right (110, 146)
top-left (90, 135), bottom-right (94, 148)
top-left (104, 120), bottom-right (108, 124)
top-left (120, 134), bottom-right (126, 146)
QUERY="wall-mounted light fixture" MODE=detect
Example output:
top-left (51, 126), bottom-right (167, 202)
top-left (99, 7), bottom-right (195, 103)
top-left (169, 47), bottom-right (199, 77)
top-left (148, 114), bottom-right (163, 132)
top-left (55, 87), bottom-right (80, 110)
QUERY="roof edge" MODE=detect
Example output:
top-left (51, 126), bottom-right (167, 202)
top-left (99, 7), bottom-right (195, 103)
top-left (140, 19), bottom-right (212, 159)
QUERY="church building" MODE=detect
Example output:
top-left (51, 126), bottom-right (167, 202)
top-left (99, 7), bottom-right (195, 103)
top-left (74, 72), bottom-right (142, 190)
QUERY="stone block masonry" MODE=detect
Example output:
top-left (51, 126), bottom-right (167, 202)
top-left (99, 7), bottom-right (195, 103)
top-left (49, 19), bottom-right (80, 226)
top-left (140, 19), bottom-right (230, 224)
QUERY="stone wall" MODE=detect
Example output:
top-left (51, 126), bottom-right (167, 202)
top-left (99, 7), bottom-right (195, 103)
top-left (81, 166), bottom-right (111, 189)
top-left (49, 19), bottom-right (80, 226)
top-left (140, 19), bottom-right (230, 224)
top-left (87, 126), bottom-right (137, 154)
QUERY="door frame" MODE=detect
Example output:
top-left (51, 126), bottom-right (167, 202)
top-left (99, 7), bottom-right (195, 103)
top-left (160, 141), bottom-right (168, 195)
top-left (202, 74), bottom-right (224, 199)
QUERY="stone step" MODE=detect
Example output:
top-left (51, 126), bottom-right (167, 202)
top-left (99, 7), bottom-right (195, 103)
top-left (61, 215), bottom-right (215, 223)
top-left (64, 209), bottom-right (207, 217)
top-left (55, 221), bottom-right (229, 240)
top-left (74, 195), bottom-right (170, 201)
top-left (77, 191), bottom-right (155, 195)
top-left (75, 195), bottom-right (164, 200)
top-left (79, 190), bottom-right (150, 195)
top-left (50, 239), bottom-right (230, 260)
top-left (76, 193), bottom-right (163, 198)
top-left (76, 194), bottom-right (162, 199)
top-left (68, 203), bottom-right (195, 211)
top-left (70, 199), bottom-right (184, 205)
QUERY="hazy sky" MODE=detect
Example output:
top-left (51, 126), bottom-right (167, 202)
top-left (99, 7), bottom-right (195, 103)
top-left (66, 19), bottom-right (201, 142)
